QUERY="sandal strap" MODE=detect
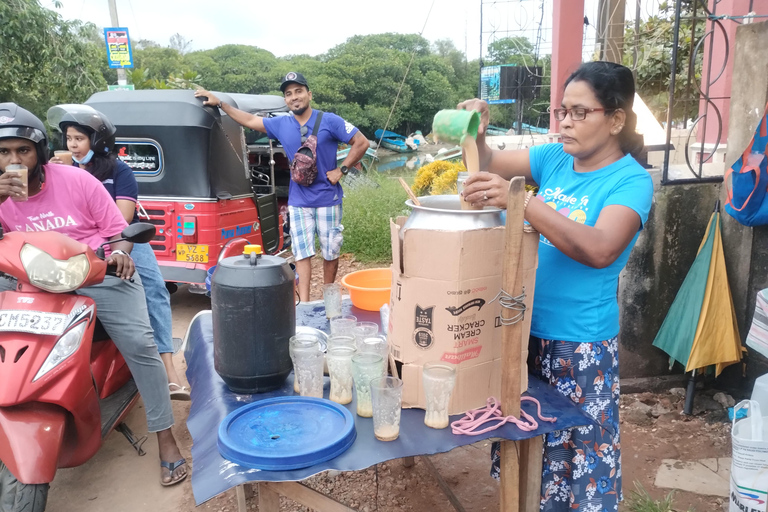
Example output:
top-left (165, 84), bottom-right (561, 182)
top-left (161, 458), bottom-right (186, 472)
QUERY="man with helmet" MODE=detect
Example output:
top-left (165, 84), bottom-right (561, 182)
top-left (0, 103), bottom-right (188, 487)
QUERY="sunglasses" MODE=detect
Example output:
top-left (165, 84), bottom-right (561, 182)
top-left (553, 107), bottom-right (616, 121)
top-left (301, 125), bottom-right (308, 143)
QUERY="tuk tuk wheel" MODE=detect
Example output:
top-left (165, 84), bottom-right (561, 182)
top-left (165, 282), bottom-right (178, 294)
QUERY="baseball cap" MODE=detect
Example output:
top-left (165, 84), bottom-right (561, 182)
top-left (280, 72), bottom-right (309, 92)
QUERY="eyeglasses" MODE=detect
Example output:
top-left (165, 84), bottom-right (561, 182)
top-left (300, 125), bottom-right (308, 143)
top-left (553, 107), bottom-right (615, 121)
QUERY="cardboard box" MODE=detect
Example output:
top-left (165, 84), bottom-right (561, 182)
top-left (388, 217), bottom-right (539, 415)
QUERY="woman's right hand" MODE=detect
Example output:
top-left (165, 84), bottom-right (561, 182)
top-left (457, 98), bottom-right (490, 135)
top-left (49, 156), bottom-right (64, 164)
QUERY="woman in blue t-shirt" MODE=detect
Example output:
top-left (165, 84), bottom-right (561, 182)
top-left (48, 105), bottom-right (190, 402)
top-left (460, 62), bottom-right (653, 511)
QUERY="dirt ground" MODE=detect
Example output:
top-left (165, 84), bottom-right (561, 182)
top-left (45, 254), bottom-right (736, 512)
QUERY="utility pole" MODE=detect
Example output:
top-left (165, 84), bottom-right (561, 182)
top-left (108, 0), bottom-right (127, 85)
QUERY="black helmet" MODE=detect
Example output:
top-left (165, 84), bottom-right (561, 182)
top-left (47, 104), bottom-right (116, 155)
top-left (0, 102), bottom-right (50, 165)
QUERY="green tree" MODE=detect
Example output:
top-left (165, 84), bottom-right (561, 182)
top-left (623, 0), bottom-right (702, 122)
top-left (486, 36), bottom-right (536, 65)
top-left (0, 0), bottom-right (108, 119)
top-left (185, 45), bottom-right (279, 94)
top-left (133, 46), bottom-right (184, 81)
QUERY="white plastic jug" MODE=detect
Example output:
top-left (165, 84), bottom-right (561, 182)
top-left (730, 400), bottom-right (768, 512)
top-left (752, 373), bottom-right (768, 417)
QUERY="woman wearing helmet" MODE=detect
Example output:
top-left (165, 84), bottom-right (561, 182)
top-left (48, 104), bottom-right (189, 401)
top-left (0, 102), bottom-right (187, 486)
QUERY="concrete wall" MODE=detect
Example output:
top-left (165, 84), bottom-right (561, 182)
top-left (719, 21), bottom-right (768, 385)
top-left (618, 170), bottom-right (721, 378)
top-left (616, 21), bottom-right (768, 383)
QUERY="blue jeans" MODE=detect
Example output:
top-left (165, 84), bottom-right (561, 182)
top-left (131, 243), bottom-right (174, 354)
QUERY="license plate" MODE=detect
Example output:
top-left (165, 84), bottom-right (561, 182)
top-left (176, 244), bottom-right (209, 263)
top-left (0, 310), bottom-right (68, 336)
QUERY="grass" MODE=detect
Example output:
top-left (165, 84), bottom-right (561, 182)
top-left (341, 173), bottom-right (411, 263)
top-left (625, 482), bottom-right (694, 512)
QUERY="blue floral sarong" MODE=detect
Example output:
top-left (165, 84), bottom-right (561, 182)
top-left (491, 336), bottom-right (622, 511)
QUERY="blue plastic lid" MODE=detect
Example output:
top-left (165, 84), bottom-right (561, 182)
top-left (218, 396), bottom-right (356, 471)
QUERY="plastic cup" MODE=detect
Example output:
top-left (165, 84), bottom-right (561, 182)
top-left (6, 164), bottom-right (28, 202)
top-left (422, 362), bottom-right (457, 429)
top-left (326, 345), bottom-right (356, 405)
top-left (370, 376), bottom-right (403, 441)
top-left (323, 283), bottom-right (343, 319)
top-left (54, 150), bottom-right (73, 165)
top-left (327, 334), bottom-right (356, 350)
top-left (432, 109), bottom-right (481, 145)
top-left (351, 353), bottom-right (385, 417)
top-left (330, 315), bottom-right (357, 336)
top-left (289, 334), bottom-right (322, 394)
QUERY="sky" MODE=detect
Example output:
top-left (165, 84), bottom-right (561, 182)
top-left (51, 0), bottom-right (662, 62)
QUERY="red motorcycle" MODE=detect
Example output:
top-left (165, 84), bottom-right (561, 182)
top-left (0, 223), bottom-right (156, 512)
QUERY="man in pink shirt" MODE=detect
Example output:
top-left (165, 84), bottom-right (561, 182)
top-left (0, 103), bottom-right (187, 487)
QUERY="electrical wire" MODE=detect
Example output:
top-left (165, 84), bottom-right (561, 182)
top-left (374, 0), bottom-right (435, 156)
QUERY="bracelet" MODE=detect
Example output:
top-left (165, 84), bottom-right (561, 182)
top-left (523, 190), bottom-right (534, 211)
top-left (112, 249), bottom-right (131, 258)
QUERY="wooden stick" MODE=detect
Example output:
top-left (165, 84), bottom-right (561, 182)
top-left (398, 177), bottom-right (421, 206)
top-left (518, 436), bottom-right (544, 511)
top-left (262, 482), bottom-right (356, 512)
top-left (499, 176), bottom-right (526, 512)
top-left (257, 482), bottom-right (280, 512)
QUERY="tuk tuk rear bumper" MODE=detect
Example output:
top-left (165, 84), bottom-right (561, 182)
top-left (158, 263), bottom-right (208, 285)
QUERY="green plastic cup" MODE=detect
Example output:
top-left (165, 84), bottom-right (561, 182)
top-left (432, 109), bottom-right (481, 145)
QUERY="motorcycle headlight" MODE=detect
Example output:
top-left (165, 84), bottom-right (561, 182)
top-left (20, 244), bottom-right (90, 292)
top-left (34, 321), bottom-right (87, 381)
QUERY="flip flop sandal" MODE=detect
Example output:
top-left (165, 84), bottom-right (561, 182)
top-left (168, 383), bottom-right (191, 401)
top-left (160, 458), bottom-right (188, 487)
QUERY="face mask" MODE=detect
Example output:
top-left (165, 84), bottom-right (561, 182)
top-left (73, 149), bottom-right (94, 165)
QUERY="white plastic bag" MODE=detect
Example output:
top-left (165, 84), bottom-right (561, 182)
top-left (730, 400), bottom-right (768, 512)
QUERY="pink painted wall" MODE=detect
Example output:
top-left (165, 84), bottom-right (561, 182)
top-left (698, 1), bottom-right (768, 146)
top-left (549, 0), bottom-right (585, 133)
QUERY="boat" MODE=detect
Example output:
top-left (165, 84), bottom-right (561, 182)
top-left (374, 129), bottom-right (416, 153)
top-left (336, 146), bottom-right (378, 172)
top-left (434, 145), bottom-right (463, 161)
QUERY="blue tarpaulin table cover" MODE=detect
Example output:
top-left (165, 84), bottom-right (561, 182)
top-left (185, 301), bottom-right (594, 505)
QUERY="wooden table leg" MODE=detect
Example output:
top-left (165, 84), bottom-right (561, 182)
top-left (236, 484), bottom-right (247, 512)
top-left (518, 436), bottom-right (543, 511)
top-left (499, 440), bottom-right (520, 512)
top-left (402, 456), bottom-right (415, 468)
top-left (261, 482), bottom-right (356, 512)
top-left (258, 482), bottom-right (280, 512)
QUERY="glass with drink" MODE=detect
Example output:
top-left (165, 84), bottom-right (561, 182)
top-left (325, 345), bottom-right (356, 405)
top-left (370, 376), bottom-right (403, 441)
top-left (422, 362), bottom-right (457, 429)
top-left (351, 353), bottom-right (385, 417)
top-left (5, 164), bottom-right (28, 202)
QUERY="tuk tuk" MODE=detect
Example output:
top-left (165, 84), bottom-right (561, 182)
top-left (85, 89), bottom-right (290, 290)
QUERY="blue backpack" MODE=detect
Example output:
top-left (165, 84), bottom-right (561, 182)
top-left (725, 102), bottom-right (768, 226)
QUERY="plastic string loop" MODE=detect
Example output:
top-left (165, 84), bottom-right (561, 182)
top-left (490, 287), bottom-right (527, 325)
top-left (450, 397), bottom-right (557, 436)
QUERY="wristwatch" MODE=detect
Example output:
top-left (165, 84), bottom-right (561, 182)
top-left (112, 250), bottom-right (131, 257)
top-left (340, 165), bottom-right (349, 175)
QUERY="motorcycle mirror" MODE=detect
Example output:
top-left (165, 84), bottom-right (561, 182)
top-left (121, 223), bottom-right (156, 244)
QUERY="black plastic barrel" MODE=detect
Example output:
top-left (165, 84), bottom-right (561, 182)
top-left (212, 251), bottom-right (295, 393)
